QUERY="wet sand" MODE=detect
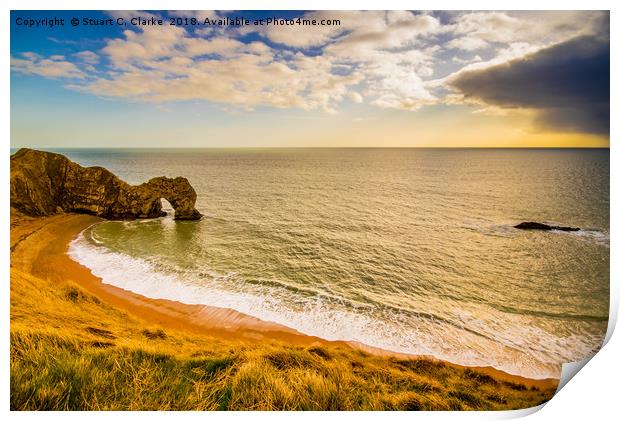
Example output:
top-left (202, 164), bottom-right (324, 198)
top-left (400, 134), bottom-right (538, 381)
top-left (10, 211), bottom-right (559, 390)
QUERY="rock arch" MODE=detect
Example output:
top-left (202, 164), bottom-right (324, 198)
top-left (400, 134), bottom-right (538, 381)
top-left (139, 177), bottom-right (202, 220)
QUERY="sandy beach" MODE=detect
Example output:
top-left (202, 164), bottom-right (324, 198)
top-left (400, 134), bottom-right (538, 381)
top-left (9, 211), bottom-right (559, 390)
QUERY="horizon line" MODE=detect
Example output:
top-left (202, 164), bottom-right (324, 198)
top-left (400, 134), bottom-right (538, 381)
top-left (10, 146), bottom-right (611, 151)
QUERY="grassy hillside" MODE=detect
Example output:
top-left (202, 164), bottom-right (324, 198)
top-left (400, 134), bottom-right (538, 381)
top-left (10, 266), bottom-right (556, 410)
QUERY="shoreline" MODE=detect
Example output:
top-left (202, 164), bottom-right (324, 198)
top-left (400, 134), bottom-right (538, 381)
top-left (10, 211), bottom-right (559, 390)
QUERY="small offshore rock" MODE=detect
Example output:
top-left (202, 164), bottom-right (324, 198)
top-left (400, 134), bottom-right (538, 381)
top-left (514, 222), bottom-right (580, 232)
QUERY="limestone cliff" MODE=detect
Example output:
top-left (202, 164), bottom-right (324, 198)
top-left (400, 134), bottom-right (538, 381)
top-left (10, 148), bottom-right (202, 220)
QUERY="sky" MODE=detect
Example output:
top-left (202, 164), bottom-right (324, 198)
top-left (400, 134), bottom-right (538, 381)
top-left (10, 10), bottom-right (610, 148)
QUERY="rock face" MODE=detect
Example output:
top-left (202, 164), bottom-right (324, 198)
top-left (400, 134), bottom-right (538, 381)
top-left (514, 222), bottom-right (580, 232)
top-left (10, 148), bottom-right (202, 220)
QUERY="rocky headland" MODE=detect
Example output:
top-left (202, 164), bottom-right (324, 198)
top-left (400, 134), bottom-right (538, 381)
top-left (10, 148), bottom-right (201, 220)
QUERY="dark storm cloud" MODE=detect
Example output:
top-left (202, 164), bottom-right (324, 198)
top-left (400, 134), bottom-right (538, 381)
top-left (449, 35), bottom-right (610, 134)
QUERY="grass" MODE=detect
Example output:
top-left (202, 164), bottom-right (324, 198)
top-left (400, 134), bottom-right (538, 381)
top-left (10, 268), bottom-right (556, 410)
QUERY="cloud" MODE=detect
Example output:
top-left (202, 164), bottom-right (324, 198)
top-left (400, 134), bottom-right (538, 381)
top-left (445, 11), bottom-right (606, 47)
top-left (73, 50), bottom-right (99, 65)
top-left (446, 12), bottom-right (531, 45)
top-left (447, 35), bottom-right (610, 134)
top-left (48, 36), bottom-right (78, 45)
top-left (319, 12), bottom-right (441, 110)
top-left (347, 91), bottom-right (363, 103)
top-left (452, 55), bottom-right (482, 64)
top-left (446, 37), bottom-right (488, 51)
top-left (11, 52), bottom-right (85, 79)
top-left (102, 24), bottom-right (188, 68)
top-left (323, 12), bottom-right (441, 57)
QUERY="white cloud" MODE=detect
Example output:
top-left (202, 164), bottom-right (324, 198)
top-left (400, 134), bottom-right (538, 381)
top-left (452, 55), bottom-right (482, 64)
top-left (102, 24), bottom-right (187, 68)
top-left (443, 11), bottom-right (607, 52)
top-left (324, 12), bottom-right (440, 59)
top-left (11, 53), bottom-right (85, 79)
top-left (316, 12), bottom-right (441, 110)
top-left (447, 12), bottom-right (528, 45)
top-left (347, 91), bottom-right (363, 103)
top-left (446, 37), bottom-right (488, 51)
top-left (73, 50), bottom-right (100, 65)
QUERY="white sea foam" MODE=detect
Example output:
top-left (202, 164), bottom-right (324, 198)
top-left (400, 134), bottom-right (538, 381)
top-left (67, 227), bottom-right (605, 380)
top-left (553, 228), bottom-right (610, 247)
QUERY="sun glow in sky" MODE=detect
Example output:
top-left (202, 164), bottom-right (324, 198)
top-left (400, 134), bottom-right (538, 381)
top-left (10, 10), bottom-right (610, 148)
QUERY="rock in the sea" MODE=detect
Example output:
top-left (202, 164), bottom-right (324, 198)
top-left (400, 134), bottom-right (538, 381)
top-left (10, 148), bottom-right (202, 220)
top-left (514, 222), bottom-right (579, 232)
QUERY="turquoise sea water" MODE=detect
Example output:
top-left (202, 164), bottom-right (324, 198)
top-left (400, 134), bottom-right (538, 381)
top-left (60, 148), bottom-right (608, 379)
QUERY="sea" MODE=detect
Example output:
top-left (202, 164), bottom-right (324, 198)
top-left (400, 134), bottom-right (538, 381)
top-left (53, 148), bottom-right (608, 379)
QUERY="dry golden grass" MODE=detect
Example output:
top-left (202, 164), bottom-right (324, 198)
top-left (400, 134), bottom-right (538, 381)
top-left (10, 268), bottom-right (556, 410)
